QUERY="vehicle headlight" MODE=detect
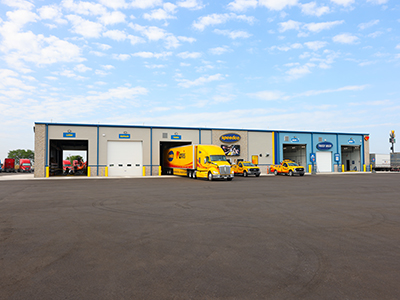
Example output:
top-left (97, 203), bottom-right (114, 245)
top-left (212, 171), bottom-right (218, 174)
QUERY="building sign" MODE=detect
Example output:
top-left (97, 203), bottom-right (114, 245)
top-left (310, 153), bottom-right (316, 163)
top-left (291, 137), bottom-right (299, 142)
top-left (334, 153), bottom-right (340, 162)
top-left (316, 142), bottom-right (333, 150)
top-left (348, 139), bottom-right (355, 144)
top-left (171, 135), bottom-right (181, 140)
top-left (63, 132), bottom-right (76, 138)
top-left (221, 145), bottom-right (240, 156)
top-left (220, 133), bottom-right (241, 143)
top-left (119, 134), bottom-right (130, 139)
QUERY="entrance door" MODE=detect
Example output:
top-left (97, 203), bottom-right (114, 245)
top-left (107, 141), bottom-right (143, 176)
top-left (316, 151), bottom-right (332, 173)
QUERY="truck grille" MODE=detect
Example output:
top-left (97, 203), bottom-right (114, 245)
top-left (219, 165), bottom-right (231, 175)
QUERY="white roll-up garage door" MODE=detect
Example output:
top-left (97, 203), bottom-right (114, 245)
top-left (107, 141), bottom-right (143, 177)
top-left (316, 151), bottom-right (332, 173)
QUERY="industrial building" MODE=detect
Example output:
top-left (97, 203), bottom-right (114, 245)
top-left (34, 122), bottom-right (370, 178)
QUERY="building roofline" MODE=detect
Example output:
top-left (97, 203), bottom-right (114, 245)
top-left (34, 122), bottom-right (369, 136)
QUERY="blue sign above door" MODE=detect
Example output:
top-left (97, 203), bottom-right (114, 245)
top-left (316, 141), bottom-right (333, 150)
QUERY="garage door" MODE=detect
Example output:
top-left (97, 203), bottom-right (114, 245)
top-left (107, 141), bottom-right (143, 177)
top-left (316, 151), bottom-right (332, 173)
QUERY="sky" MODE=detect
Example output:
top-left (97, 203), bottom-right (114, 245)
top-left (1, 0), bottom-right (399, 161)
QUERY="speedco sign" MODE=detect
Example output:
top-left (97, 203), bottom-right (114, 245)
top-left (220, 133), bottom-right (241, 143)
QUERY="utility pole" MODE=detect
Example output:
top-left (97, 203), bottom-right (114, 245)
top-left (389, 130), bottom-right (395, 153)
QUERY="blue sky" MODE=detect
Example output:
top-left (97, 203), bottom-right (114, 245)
top-left (1, 0), bottom-right (399, 161)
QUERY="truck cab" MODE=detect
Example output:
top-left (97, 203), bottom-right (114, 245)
top-left (19, 159), bottom-right (32, 173)
top-left (232, 161), bottom-right (261, 177)
top-left (270, 159), bottom-right (305, 176)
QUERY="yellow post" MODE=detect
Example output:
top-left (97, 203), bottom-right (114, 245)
top-left (87, 166), bottom-right (91, 177)
top-left (342, 164), bottom-right (345, 172)
top-left (105, 166), bottom-right (108, 177)
top-left (46, 166), bottom-right (49, 178)
top-left (142, 166), bottom-right (146, 176)
top-left (370, 164), bottom-right (372, 172)
top-left (159, 166), bottom-right (162, 176)
top-left (309, 165), bottom-right (312, 173)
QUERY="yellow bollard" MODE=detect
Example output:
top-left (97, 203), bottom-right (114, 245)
top-left (370, 164), bottom-right (372, 172)
top-left (363, 164), bottom-right (366, 172)
top-left (105, 166), bottom-right (108, 177)
top-left (342, 164), bottom-right (345, 172)
top-left (142, 166), bottom-right (146, 176)
top-left (46, 166), bottom-right (49, 178)
top-left (87, 166), bottom-right (91, 177)
top-left (159, 166), bottom-right (162, 176)
top-left (308, 165), bottom-right (312, 173)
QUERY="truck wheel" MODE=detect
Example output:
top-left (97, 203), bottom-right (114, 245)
top-left (289, 170), bottom-right (293, 176)
top-left (274, 170), bottom-right (278, 176)
top-left (256, 174), bottom-right (260, 177)
top-left (227, 177), bottom-right (233, 181)
top-left (193, 170), bottom-right (197, 179)
top-left (208, 172), bottom-right (213, 181)
top-left (243, 171), bottom-right (248, 177)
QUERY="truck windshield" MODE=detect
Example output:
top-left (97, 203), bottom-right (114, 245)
top-left (210, 155), bottom-right (227, 162)
top-left (288, 162), bottom-right (299, 166)
top-left (22, 163), bottom-right (31, 166)
top-left (243, 162), bottom-right (255, 166)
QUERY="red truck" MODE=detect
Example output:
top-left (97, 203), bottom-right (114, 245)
top-left (19, 159), bottom-right (32, 173)
top-left (3, 158), bottom-right (17, 173)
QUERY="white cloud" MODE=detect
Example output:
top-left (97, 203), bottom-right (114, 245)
top-left (248, 90), bottom-right (285, 100)
top-left (366, 0), bottom-right (388, 4)
top-left (209, 46), bottom-right (231, 55)
top-left (396, 44), bottom-right (400, 50)
top-left (278, 20), bottom-right (302, 32)
top-left (103, 30), bottom-right (127, 41)
top-left (213, 29), bottom-right (252, 39)
top-left (62, 0), bottom-right (107, 16)
top-left (66, 15), bottom-right (103, 38)
top-left (293, 85), bottom-right (368, 97)
top-left (330, 0), bottom-right (355, 7)
top-left (177, 51), bottom-right (202, 59)
top-left (143, 3), bottom-right (177, 20)
top-left (177, 74), bottom-right (225, 88)
top-left (303, 20), bottom-right (344, 33)
top-left (1, 0), bottom-right (34, 10)
top-left (227, 0), bottom-right (258, 12)
top-left (132, 51), bottom-right (172, 58)
top-left (112, 54), bottom-right (130, 60)
top-left (304, 41), bottom-right (328, 51)
top-left (192, 13), bottom-right (255, 31)
top-left (299, 2), bottom-right (330, 17)
top-left (270, 43), bottom-right (303, 51)
top-left (98, 0), bottom-right (127, 9)
top-left (74, 64), bottom-right (92, 72)
top-left (176, 0), bottom-right (204, 10)
top-left (95, 43), bottom-right (112, 51)
top-left (129, 24), bottom-right (165, 41)
top-left (98, 11), bottom-right (126, 25)
top-left (368, 31), bottom-right (383, 38)
top-left (332, 33), bottom-right (359, 44)
top-left (177, 36), bottom-right (196, 43)
top-left (130, 0), bottom-right (163, 9)
top-left (259, 0), bottom-right (298, 11)
top-left (286, 63), bottom-right (315, 79)
top-left (358, 19), bottom-right (379, 30)
top-left (87, 85), bottom-right (148, 101)
top-left (38, 4), bottom-right (67, 25)
top-left (102, 65), bottom-right (115, 70)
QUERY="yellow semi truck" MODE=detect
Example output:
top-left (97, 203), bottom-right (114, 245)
top-left (164, 144), bottom-right (234, 181)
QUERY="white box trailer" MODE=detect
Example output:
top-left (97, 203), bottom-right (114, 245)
top-left (370, 154), bottom-right (390, 171)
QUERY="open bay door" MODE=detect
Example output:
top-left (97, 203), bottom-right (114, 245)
top-left (107, 141), bottom-right (143, 176)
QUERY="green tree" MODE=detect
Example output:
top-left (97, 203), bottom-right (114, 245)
top-left (7, 149), bottom-right (34, 164)
top-left (66, 155), bottom-right (84, 164)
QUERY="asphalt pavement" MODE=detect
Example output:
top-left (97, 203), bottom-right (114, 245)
top-left (1, 173), bottom-right (400, 299)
